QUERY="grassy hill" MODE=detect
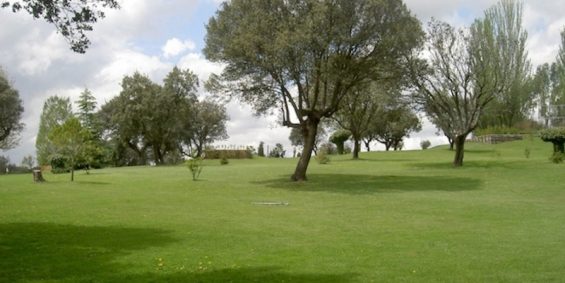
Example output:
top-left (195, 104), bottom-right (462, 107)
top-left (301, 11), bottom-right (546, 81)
top-left (1, 138), bottom-right (564, 282)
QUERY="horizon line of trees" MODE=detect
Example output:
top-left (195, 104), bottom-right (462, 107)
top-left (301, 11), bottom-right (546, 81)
top-left (33, 67), bottom-right (229, 180)
top-left (5, 0), bottom-right (565, 182)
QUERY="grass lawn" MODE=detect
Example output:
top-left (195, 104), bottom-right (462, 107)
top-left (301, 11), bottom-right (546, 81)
top-left (1, 137), bottom-right (565, 282)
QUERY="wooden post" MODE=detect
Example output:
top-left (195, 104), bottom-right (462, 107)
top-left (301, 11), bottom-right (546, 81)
top-left (33, 170), bottom-right (45, 183)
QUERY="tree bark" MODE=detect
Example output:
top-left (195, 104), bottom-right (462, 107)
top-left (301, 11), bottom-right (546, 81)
top-left (453, 134), bottom-right (466, 167)
top-left (291, 118), bottom-right (319, 181)
top-left (352, 138), bottom-right (361, 159)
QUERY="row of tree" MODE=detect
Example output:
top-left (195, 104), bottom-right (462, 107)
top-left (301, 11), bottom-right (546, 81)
top-left (203, 0), bottom-right (552, 181)
top-left (34, 67), bottom-right (229, 179)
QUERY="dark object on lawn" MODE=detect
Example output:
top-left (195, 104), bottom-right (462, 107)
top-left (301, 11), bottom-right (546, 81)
top-left (33, 170), bottom-right (45, 183)
top-left (252, 201), bottom-right (289, 206)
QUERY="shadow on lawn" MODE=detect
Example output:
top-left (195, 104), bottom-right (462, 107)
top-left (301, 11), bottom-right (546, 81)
top-left (255, 174), bottom-right (481, 194)
top-left (0, 223), bottom-right (356, 282)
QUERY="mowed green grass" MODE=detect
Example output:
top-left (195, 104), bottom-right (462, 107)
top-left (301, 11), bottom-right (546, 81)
top-left (1, 137), bottom-right (565, 282)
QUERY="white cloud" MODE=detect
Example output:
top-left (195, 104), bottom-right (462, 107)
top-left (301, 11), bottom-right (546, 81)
top-left (162, 38), bottom-right (196, 58)
top-left (178, 52), bottom-right (224, 82)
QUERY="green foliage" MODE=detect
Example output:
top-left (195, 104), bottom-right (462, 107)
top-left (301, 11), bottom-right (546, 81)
top-left (257, 141), bottom-right (265, 157)
top-left (220, 157), bottom-right (229, 165)
top-left (540, 128), bottom-right (565, 142)
top-left (477, 0), bottom-right (532, 128)
top-left (36, 96), bottom-right (73, 165)
top-left (186, 158), bottom-right (203, 181)
top-left (49, 117), bottom-right (91, 181)
top-left (49, 155), bottom-right (68, 174)
top-left (268, 143), bottom-right (285, 158)
top-left (329, 130), bottom-right (351, 155)
top-left (0, 68), bottom-right (24, 150)
top-left (99, 68), bottom-right (205, 165)
top-left (421, 140), bottom-right (431, 150)
top-left (540, 127), bottom-right (565, 154)
top-left (190, 100), bottom-right (229, 157)
top-left (205, 0), bottom-right (423, 180)
top-left (2, 0), bottom-right (120, 53)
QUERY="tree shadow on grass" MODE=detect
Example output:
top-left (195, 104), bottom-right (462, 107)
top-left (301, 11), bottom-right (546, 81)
top-left (0, 222), bottom-right (176, 282)
top-left (0, 223), bottom-right (356, 282)
top-left (121, 267), bottom-right (357, 283)
top-left (255, 174), bottom-right (481, 195)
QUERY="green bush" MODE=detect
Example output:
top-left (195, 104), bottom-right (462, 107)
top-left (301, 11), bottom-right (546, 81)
top-left (420, 140), bottom-right (431, 150)
top-left (540, 128), bottom-right (565, 153)
top-left (220, 157), bottom-right (229, 165)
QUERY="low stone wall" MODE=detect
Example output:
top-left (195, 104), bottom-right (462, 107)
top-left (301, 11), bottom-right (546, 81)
top-left (473, 134), bottom-right (523, 144)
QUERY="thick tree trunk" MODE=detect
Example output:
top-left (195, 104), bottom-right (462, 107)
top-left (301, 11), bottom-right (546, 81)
top-left (453, 134), bottom-right (466, 167)
top-left (352, 138), bottom-right (361, 159)
top-left (291, 118), bottom-right (319, 181)
top-left (385, 143), bottom-right (391, 151)
top-left (33, 170), bottom-right (45, 182)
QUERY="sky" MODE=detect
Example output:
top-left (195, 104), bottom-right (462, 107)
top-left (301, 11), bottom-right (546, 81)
top-left (1, 0), bottom-right (565, 163)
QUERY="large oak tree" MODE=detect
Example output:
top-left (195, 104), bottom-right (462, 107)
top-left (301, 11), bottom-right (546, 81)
top-left (205, 0), bottom-right (422, 181)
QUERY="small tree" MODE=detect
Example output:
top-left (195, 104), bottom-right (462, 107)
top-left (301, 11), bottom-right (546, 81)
top-left (329, 130), bottom-right (351, 155)
top-left (420, 140), bottom-right (431, 150)
top-left (21, 155), bottom-right (34, 169)
top-left (269, 143), bottom-right (285, 158)
top-left (186, 157), bottom-right (204, 181)
top-left (257, 141), bottom-right (265, 157)
top-left (49, 117), bottom-right (91, 181)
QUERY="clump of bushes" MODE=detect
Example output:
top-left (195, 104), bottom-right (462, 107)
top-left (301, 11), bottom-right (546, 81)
top-left (420, 140), bottom-right (431, 150)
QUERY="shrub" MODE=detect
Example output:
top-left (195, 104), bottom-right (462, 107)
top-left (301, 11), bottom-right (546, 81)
top-left (315, 150), bottom-right (330, 164)
top-left (220, 157), bottom-right (229, 165)
top-left (186, 158), bottom-right (204, 181)
top-left (420, 140), bottom-right (431, 150)
top-left (540, 128), bottom-right (565, 153)
top-left (524, 147), bottom-right (531, 159)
